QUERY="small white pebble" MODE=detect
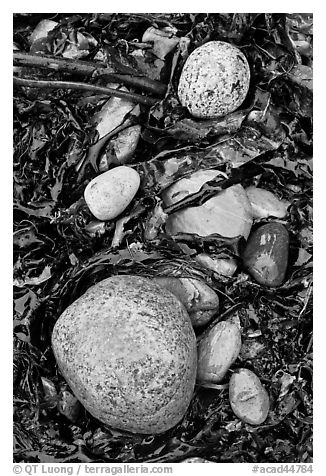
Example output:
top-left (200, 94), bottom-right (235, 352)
top-left (84, 166), bottom-right (140, 221)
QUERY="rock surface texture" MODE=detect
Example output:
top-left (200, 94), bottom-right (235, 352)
top-left (162, 170), bottom-right (253, 239)
top-left (178, 41), bottom-right (250, 118)
top-left (52, 275), bottom-right (197, 434)
top-left (242, 222), bottom-right (289, 287)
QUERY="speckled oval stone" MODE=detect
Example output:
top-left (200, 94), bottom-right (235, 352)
top-left (52, 275), bottom-right (197, 434)
top-left (242, 222), bottom-right (289, 287)
top-left (84, 166), bottom-right (140, 221)
top-left (229, 368), bottom-right (270, 425)
top-left (162, 170), bottom-right (253, 239)
top-left (178, 41), bottom-right (250, 118)
top-left (197, 321), bottom-right (241, 384)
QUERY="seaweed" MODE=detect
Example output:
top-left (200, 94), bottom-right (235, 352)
top-left (13, 13), bottom-right (312, 463)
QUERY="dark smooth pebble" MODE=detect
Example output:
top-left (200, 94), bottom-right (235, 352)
top-left (242, 222), bottom-right (289, 287)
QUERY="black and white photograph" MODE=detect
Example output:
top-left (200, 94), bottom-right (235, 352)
top-left (13, 12), bottom-right (313, 468)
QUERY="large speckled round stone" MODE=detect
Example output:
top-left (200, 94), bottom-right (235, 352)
top-left (52, 275), bottom-right (197, 434)
top-left (178, 41), bottom-right (250, 118)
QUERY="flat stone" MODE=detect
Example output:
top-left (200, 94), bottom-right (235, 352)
top-left (242, 222), bottom-right (289, 287)
top-left (162, 170), bottom-right (253, 239)
top-left (245, 186), bottom-right (290, 219)
top-left (93, 88), bottom-right (139, 140)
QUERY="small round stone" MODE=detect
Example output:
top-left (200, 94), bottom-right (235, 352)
top-left (84, 166), bottom-right (140, 221)
top-left (178, 41), bottom-right (250, 118)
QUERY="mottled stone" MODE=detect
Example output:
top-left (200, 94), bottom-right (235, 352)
top-left (162, 170), bottom-right (253, 239)
top-left (242, 222), bottom-right (289, 287)
top-left (84, 166), bottom-right (140, 221)
top-left (52, 275), bottom-right (197, 434)
top-left (229, 368), bottom-right (270, 425)
top-left (197, 321), bottom-right (241, 384)
top-left (178, 41), bottom-right (250, 118)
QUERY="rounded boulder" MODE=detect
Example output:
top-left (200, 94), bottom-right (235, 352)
top-left (52, 275), bottom-right (197, 434)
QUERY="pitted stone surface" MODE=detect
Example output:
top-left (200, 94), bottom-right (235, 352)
top-left (178, 41), bottom-right (250, 118)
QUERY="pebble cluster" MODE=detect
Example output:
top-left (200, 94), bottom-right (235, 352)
top-left (52, 39), bottom-right (293, 435)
